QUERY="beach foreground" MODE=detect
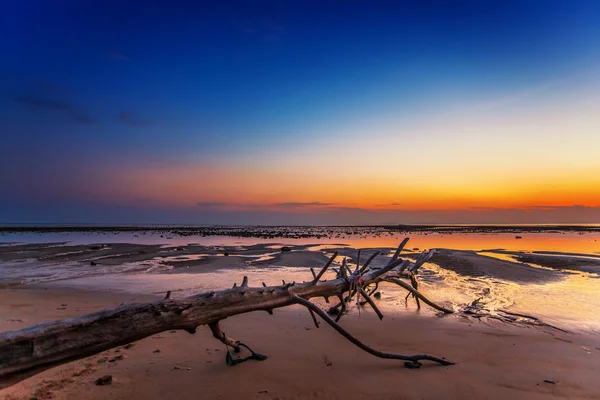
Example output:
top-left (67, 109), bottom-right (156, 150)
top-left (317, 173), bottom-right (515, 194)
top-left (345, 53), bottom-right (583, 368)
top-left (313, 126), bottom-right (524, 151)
top-left (1, 287), bottom-right (599, 400)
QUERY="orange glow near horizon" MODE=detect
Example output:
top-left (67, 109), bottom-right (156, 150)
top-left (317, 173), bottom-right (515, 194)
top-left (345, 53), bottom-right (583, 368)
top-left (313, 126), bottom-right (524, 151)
top-left (103, 159), bottom-right (600, 213)
top-left (92, 81), bottom-right (600, 221)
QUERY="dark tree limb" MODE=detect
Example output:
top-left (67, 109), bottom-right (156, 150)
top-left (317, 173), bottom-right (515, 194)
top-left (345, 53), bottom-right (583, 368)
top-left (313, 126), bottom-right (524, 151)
top-left (367, 282), bottom-right (379, 296)
top-left (308, 309), bottom-right (320, 328)
top-left (335, 294), bottom-right (346, 322)
top-left (327, 288), bottom-right (357, 315)
top-left (406, 272), bottom-right (421, 309)
top-left (209, 321), bottom-right (240, 351)
top-left (358, 251), bottom-right (380, 274)
top-left (292, 295), bottom-right (453, 366)
top-left (312, 251), bottom-right (338, 284)
top-left (497, 310), bottom-right (567, 333)
top-left (384, 277), bottom-right (453, 314)
top-left (391, 238), bottom-right (410, 262)
top-left (358, 287), bottom-right (383, 320)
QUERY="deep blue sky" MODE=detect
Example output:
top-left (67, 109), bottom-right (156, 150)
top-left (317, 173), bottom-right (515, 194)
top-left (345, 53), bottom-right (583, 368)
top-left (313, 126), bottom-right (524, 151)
top-left (2, 1), bottom-right (600, 224)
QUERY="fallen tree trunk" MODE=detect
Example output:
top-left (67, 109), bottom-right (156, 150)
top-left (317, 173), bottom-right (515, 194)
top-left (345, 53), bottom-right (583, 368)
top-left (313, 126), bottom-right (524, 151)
top-left (0, 239), bottom-right (454, 388)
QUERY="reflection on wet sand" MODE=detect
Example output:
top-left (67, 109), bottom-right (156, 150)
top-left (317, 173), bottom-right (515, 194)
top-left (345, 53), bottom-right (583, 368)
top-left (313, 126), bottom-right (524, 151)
top-left (1, 229), bottom-right (599, 333)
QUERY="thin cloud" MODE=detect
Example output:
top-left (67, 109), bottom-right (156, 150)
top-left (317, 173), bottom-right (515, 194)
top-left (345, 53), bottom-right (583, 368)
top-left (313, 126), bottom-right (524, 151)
top-left (274, 201), bottom-right (334, 208)
top-left (120, 112), bottom-right (151, 127)
top-left (524, 205), bottom-right (560, 211)
top-left (16, 97), bottom-right (97, 124)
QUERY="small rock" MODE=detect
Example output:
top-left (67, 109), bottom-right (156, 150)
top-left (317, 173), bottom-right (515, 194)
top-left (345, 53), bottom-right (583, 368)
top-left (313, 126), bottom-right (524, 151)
top-left (280, 246), bottom-right (292, 252)
top-left (515, 236), bottom-right (522, 239)
top-left (543, 380), bottom-right (556, 384)
top-left (404, 361), bottom-right (421, 369)
top-left (90, 261), bottom-right (97, 266)
top-left (124, 343), bottom-right (135, 349)
top-left (108, 355), bottom-right (123, 362)
top-left (95, 375), bottom-right (112, 386)
top-left (223, 252), bottom-right (229, 257)
top-left (373, 292), bottom-right (381, 299)
top-left (153, 349), bottom-right (161, 353)
top-left (258, 390), bottom-right (269, 394)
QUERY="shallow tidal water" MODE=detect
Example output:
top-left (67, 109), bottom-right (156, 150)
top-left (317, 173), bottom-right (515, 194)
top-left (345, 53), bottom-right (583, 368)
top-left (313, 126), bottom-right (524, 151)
top-left (1, 227), bottom-right (600, 333)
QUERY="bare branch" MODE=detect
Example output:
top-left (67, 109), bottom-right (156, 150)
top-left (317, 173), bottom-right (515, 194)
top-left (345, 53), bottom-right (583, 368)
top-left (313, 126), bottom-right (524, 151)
top-left (308, 309), bottom-right (320, 328)
top-left (358, 287), bottom-right (383, 320)
top-left (312, 251), bottom-right (338, 285)
top-left (358, 251), bottom-right (380, 274)
top-left (391, 237), bottom-right (410, 262)
top-left (384, 277), bottom-right (453, 314)
top-left (292, 295), bottom-right (453, 366)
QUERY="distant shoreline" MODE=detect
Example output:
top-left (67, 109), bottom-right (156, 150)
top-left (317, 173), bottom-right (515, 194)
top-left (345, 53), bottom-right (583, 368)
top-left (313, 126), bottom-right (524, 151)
top-left (1, 224), bottom-right (599, 240)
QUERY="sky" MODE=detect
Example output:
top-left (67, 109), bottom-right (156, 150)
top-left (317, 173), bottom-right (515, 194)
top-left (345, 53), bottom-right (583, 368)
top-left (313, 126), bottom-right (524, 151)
top-left (1, 0), bottom-right (600, 225)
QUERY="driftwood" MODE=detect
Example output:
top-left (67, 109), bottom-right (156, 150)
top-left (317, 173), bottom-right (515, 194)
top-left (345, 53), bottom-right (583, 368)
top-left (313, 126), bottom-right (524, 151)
top-left (0, 239), bottom-right (454, 388)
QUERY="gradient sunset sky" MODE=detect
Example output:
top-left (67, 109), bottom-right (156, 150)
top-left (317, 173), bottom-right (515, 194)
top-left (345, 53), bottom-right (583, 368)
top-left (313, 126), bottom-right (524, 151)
top-left (2, 0), bottom-right (600, 225)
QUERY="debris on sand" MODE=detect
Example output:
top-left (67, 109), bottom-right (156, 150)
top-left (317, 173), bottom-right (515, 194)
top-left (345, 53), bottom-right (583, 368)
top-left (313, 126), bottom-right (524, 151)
top-left (95, 375), bottom-right (113, 386)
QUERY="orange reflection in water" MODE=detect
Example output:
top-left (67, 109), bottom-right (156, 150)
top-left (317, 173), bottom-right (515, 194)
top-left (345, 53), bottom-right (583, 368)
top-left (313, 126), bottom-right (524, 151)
top-left (311, 232), bottom-right (600, 254)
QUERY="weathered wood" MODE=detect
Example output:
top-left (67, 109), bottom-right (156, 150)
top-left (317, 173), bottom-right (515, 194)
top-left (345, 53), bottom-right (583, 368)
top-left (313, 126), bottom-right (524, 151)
top-left (0, 240), bottom-right (453, 388)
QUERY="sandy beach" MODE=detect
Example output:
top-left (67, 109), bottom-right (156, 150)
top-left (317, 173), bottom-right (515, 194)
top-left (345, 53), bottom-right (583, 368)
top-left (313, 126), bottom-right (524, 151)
top-left (1, 229), bottom-right (600, 399)
top-left (1, 287), bottom-right (599, 400)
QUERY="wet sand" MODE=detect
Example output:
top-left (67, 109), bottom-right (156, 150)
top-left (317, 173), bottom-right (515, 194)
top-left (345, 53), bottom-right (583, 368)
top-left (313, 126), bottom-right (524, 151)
top-left (2, 242), bottom-right (599, 329)
top-left (1, 287), bottom-right (599, 400)
top-left (2, 235), bottom-right (600, 398)
top-left (483, 250), bottom-right (600, 274)
top-left (7, 241), bottom-right (595, 283)
top-left (428, 249), bottom-right (563, 283)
